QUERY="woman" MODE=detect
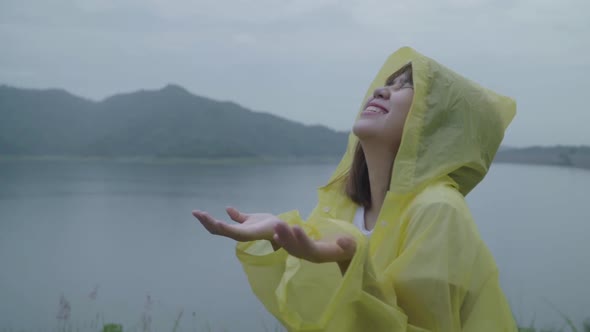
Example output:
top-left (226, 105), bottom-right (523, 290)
top-left (193, 47), bottom-right (517, 331)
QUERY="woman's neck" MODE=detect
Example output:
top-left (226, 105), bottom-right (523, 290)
top-left (360, 141), bottom-right (396, 227)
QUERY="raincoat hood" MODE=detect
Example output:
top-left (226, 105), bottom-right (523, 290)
top-left (323, 47), bottom-right (516, 196)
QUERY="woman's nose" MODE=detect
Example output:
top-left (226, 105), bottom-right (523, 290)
top-left (373, 86), bottom-right (390, 100)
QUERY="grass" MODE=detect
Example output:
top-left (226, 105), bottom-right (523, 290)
top-left (3, 318), bottom-right (589, 332)
top-left (4, 291), bottom-right (588, 332)
top-left (8, 314), bottom-right (588, 332)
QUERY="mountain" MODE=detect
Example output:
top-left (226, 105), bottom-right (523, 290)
top-left (0, 84), bottom-right (349, 159)
top-left (495, 146), bottom-right (590, 170)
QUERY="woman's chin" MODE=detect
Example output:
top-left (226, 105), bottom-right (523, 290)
top-left (352, 121), bottom-right (380, 140)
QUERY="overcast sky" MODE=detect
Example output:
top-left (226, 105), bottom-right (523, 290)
top-left (1, 0), bottom-right (588, 146)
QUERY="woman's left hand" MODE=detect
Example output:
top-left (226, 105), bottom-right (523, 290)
top-left (273, 222), bottom-right (356, 264)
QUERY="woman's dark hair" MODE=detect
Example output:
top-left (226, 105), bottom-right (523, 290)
top-left (345, 64), bottom-right (413, 209)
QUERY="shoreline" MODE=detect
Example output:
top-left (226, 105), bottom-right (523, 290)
top-left (1, 155), bottom-right (589, 170)
top-left (0, 155), bottom-right (342, 165)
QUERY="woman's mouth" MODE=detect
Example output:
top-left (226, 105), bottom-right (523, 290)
top-left (362, 103), bottom-right (388, 115)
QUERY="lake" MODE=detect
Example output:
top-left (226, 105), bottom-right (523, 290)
top-left (0, 160), bottom-right (589, 331)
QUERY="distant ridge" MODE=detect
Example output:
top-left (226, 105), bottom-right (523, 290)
top-left (0, 84), bottom-right (348, 159)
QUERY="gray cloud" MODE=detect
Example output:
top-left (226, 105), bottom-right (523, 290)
top-left (1, 0), bottom-right (588, 146)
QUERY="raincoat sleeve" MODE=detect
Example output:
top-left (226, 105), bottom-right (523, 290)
top-left (236, 202), bottom-right (515, 332)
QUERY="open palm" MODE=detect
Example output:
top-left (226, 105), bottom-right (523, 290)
top-left (192, 207), bottom-right (282, 242)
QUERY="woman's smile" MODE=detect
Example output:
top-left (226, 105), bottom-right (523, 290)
top-left (361, 101), bottom-right (389, 116)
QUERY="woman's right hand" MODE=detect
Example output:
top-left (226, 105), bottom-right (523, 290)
top-left (192, 207), bottom-right (283, 243)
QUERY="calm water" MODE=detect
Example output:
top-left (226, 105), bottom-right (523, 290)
top-left (0, 160), bottom-right (589, 331)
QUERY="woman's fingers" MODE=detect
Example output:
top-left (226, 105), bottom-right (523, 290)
top-left (273, 223), bottom-right (356, 263)
top-left (273, 222), bottom-right (295, 249)
top-left (193, 209), bottom-right (257, 241)
top-left (336, 236), bottom-right (356, 254)
top-left (330, 236), bottom-right (357, 261)
top-left (292, 226), bottom-right (318, 257)
top-left (192, 210), bottom-right (224, 235)
top-left (274, 222), bottom-right (309, 259)
top-left (225, 206), bottom-right (249, 224)
top-left (275, 224), bottom-right (322, 263)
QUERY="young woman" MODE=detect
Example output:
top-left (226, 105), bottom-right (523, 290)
top-left (193, 47), bottom-right (517, 331)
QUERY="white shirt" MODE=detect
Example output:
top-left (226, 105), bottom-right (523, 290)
top-left (353, 206), bottom-right (374, 236)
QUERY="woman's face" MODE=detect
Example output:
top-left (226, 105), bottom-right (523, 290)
top-left (352, 69), bottom-right (414, 153)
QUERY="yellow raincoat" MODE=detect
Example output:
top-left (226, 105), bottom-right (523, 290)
top-left (236, 47), bottom-right (517, 331)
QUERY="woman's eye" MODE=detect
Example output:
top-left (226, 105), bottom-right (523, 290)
top-left (396, 82), bottom-right (413, 90)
